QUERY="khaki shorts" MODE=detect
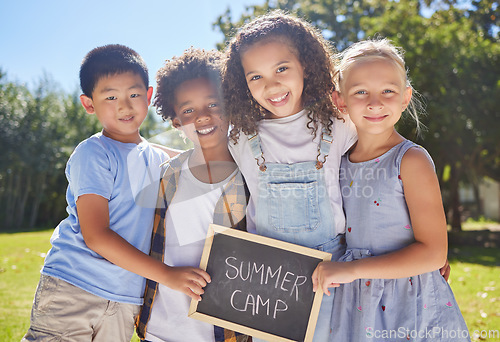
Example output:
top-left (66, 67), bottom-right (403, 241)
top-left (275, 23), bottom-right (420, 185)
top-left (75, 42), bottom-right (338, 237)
top-left (22, 274), bottom-right (140, 342)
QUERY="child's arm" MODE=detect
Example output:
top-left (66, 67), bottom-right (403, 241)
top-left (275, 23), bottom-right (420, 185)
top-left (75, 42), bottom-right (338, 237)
top-left (77, 194), bottom-right (210, 301)
top-left (313, 147), bottom-right (447, 295)
top-left (440, 258), bottom-right (450, 282)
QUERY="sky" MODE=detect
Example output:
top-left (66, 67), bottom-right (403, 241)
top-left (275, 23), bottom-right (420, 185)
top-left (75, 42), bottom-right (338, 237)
top-left (0, 0), bottom-right (260, 93)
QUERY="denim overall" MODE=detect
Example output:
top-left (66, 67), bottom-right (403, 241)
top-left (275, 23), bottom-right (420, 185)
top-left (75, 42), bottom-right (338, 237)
top-left (248, 130), bottom-right (346, 342)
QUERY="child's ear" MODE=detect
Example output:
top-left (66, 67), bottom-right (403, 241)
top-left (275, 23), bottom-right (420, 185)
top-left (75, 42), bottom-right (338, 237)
top-left (146, 86), bottom-right (153, 105)
top-left (171, 117), bottom-right (182, 129)
top-left (402, 86), bottom-right (412, 111)
top-left (332, 91), bottom-right (348, 114)
top-left (80, 95), bottom-right (95, 114)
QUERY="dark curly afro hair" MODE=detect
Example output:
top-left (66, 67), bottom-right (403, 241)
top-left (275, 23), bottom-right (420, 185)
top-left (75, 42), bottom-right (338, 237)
top-left (222, 10), bottom-right (341, 144)
top-left (154, 47), bottom-right (224, 122)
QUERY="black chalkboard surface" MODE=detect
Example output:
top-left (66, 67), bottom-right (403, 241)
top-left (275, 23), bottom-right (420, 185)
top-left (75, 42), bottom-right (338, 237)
top-left (188, 224), bottom-right (332, 342)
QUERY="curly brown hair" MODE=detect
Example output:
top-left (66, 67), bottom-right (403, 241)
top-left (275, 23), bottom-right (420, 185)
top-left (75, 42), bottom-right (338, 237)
top-left (154, 47), bottom-right (224, 122)
top-left (223, 10), bottom-right (341, 143)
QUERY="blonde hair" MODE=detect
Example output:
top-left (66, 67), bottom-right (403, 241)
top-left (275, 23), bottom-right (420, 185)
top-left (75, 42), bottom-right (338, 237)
top-left (334, 38), bottom-right (424, 133)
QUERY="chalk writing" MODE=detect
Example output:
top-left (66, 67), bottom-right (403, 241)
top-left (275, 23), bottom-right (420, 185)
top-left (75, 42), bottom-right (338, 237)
top-left (225, 256), bottom-right (308, 301)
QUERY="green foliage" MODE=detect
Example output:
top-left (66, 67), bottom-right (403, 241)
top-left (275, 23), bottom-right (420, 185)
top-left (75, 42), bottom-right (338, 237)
top-left (212, 0), bottom-right (500, 230)
top-left (359, 0), bottom-right (500, 229)
top-left (0, 75), bottom-right (170, 230)
top-left (214, 0), bottom-right (393, 50)
top-left (0, 75), bottom-right (99, 230)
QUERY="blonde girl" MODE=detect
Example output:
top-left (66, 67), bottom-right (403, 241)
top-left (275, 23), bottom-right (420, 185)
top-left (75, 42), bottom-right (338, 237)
top-left (312, 38), bottom-right (469, 341)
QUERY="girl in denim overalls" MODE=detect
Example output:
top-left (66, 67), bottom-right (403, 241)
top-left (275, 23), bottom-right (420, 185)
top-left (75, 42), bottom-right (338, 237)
top-left (222, 10), bottom-right (357, 341)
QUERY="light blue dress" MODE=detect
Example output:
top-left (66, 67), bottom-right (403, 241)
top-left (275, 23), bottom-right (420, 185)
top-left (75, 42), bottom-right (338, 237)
top-left (332, 140), bottom-right (470, 341)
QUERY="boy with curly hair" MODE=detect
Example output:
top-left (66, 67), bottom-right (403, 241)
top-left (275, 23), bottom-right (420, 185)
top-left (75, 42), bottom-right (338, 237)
top-left (136, 47), bottom-right (250, 342)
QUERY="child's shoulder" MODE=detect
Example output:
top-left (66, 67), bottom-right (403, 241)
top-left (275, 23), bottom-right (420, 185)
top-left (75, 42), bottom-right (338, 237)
top-left (70, 133), bottom-right (131, 163)
top-left (400, 141), bottom-right (435, 179)
top-left (161, 149), bottom-right (192, 169)
top-left (399, 141), bottom-right (433, 163)
top-left (332, 114), bottom-right (357, 135)
top-left (70, 133), bottom-right (108, 158)
top-left (141, 140), bottom-right (171, 163)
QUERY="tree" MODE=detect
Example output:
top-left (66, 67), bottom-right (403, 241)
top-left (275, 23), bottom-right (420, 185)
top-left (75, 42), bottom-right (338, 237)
top-left (360, 0), bottom-right (499, 230)
top-left (0, 71), bottom-right (176, 230)
top-left (0, 75), bottom-right (85, 229)
top-left (212, 0), bottom-right (500, 230)
top-left (0, 75), bottom-right (33, 229)
top-left (214, 0), bottom-right (391, 51)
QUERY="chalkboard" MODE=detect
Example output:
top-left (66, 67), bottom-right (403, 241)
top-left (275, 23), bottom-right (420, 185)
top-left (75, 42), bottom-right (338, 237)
top-left (188, 224), bottom-right (331, 342)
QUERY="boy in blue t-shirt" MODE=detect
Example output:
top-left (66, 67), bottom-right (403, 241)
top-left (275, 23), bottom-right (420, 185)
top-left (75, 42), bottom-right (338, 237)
top-left (22, 44), bottom-right (206, 342)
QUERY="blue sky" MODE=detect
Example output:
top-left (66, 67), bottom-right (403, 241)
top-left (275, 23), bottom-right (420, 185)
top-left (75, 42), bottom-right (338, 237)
top-left (0, 0), bottom-right (260, 93)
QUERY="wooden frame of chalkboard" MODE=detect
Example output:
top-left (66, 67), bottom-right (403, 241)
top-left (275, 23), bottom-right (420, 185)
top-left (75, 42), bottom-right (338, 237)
top-left (188, 224), bottom-right (332, 342)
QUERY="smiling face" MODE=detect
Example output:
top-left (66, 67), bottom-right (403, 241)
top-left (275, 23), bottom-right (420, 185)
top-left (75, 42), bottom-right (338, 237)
top-left (80, 71), bottom-right (152, 144)
top-left (241, 38), bottom-right (305, 119)
top-left (336, 60), bottom-right (412, 137)
top-left (172, 77), bottom-right (229, 151)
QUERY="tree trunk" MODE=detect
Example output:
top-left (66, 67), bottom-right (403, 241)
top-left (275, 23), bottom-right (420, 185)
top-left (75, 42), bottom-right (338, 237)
top-left (3, 171), bottom-right (14, 229)
top-left (15, 172), bottom-right (31, 229)
top-left (449, 166), bottom-right (462, 232)
top-left (8, 172), bottom-right (22, 229)
top-left (471, 180), bottom-right (483, 219)
top-left (29, 172), bottom-right (46, 229)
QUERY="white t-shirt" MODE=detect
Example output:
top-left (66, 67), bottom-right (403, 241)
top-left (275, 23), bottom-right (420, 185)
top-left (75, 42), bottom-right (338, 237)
top-left (229, 109), bottom-right (357, 236)
top-left (145, 157), bottom-right (238, 342)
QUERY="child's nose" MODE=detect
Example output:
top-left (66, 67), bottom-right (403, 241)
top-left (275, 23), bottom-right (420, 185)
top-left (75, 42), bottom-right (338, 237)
top-left (367, 97), bottom-right (383, 111)
top-left (368, 104), bottom-right (383, 110)
top-left (265, 77), bottom-right (281, 90)
top-left (119, 97), bottom-right (133, 111)
top-left (196, 111), bottom-right (211, 123)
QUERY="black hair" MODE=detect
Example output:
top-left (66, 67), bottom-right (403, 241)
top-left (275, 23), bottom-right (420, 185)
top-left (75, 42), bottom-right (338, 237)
top-left (79, 44), bottom-right (149, 98)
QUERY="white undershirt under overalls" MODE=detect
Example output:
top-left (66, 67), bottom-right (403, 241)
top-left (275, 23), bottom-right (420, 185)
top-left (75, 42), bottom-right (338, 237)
top-left (228, 109), bottom-right (357, 341)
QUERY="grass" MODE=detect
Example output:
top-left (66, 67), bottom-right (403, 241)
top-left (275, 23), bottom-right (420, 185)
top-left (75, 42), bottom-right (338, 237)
top-left (447, 246), bottom-right (500, 340)
top-left (1, 229), bottom-right (499, 341)
top-left (0, 229), bottom-right (140, 342)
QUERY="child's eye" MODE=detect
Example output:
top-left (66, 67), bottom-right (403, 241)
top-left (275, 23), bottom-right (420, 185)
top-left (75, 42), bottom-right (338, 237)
top-left (250, 75), bottom-right (261, 81)
top-left (130, 93), bottom-right (140, 98)
top-left (277, 66), bottom-right (288, 73)
top-left (182, 109), bottom-right (194, 114)
top-left (354, 90), bottom-right (367, 95)
top-left (208, 103), bottom-right (218, 108)
top-left (106, 96), bottom-right (117, 100)
top-left (383, 89), bottom-right (395, 94)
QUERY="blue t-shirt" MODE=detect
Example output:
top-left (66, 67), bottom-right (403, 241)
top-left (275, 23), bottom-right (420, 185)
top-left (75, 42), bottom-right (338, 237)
top-left (42, 133), bottom-right (168, 305)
